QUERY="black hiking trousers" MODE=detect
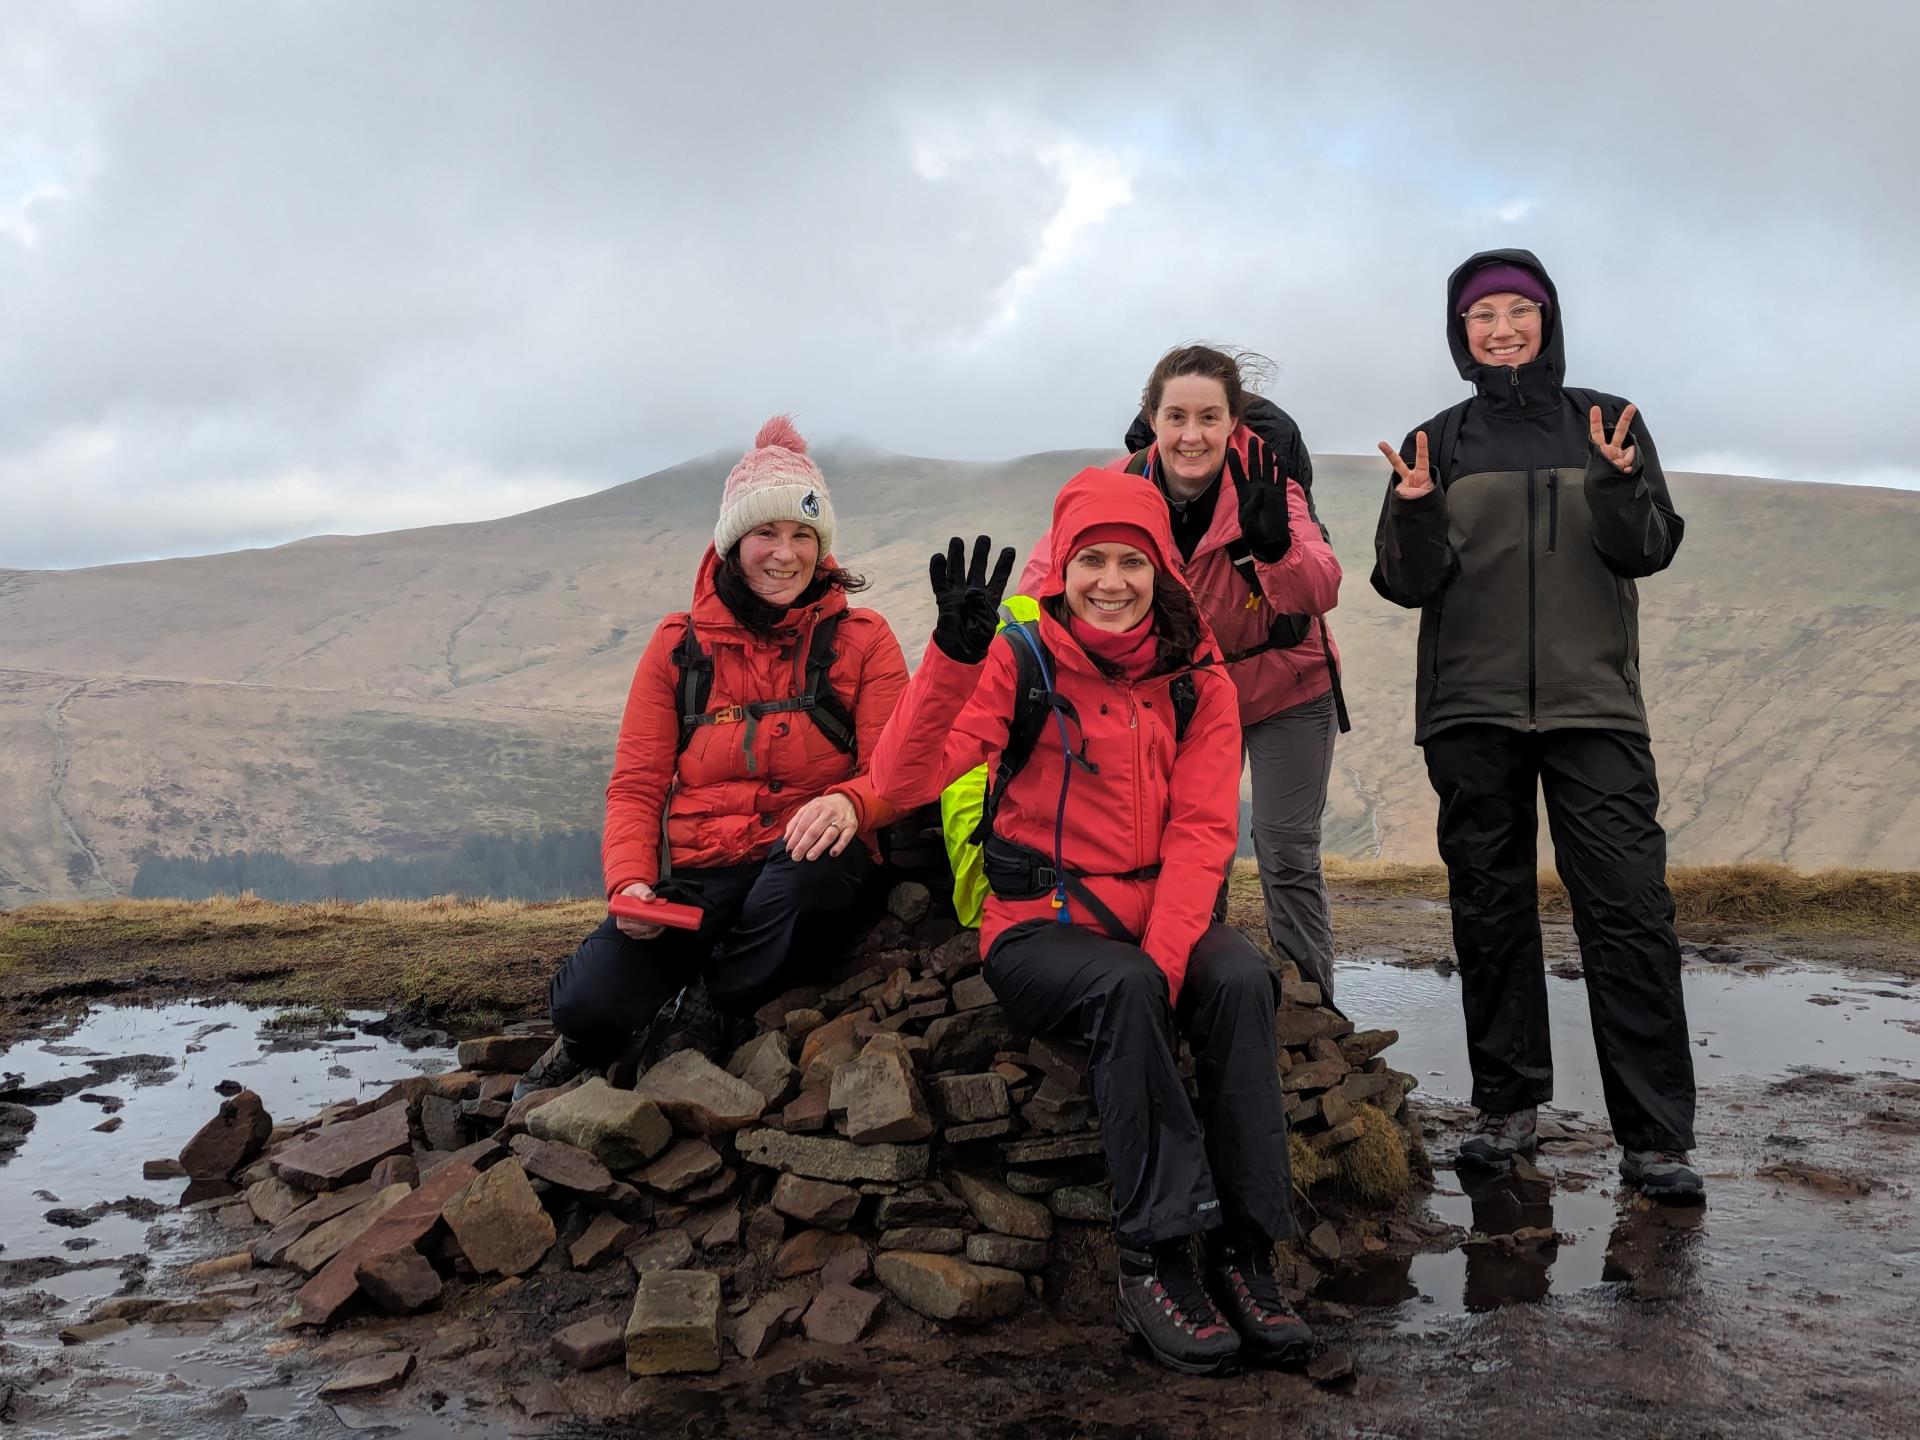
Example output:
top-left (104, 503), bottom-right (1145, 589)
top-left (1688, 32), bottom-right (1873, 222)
top-left (548, 840), bottom-right (876, 1067)
top-left (985, 919), bottom-right (1296, 1250)
top-left (1423, 725), bottom-right (1697, 1152)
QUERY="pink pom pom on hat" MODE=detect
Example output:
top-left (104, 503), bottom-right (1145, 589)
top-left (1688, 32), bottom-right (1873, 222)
top-left (713, 415), bottom-right (836, 559)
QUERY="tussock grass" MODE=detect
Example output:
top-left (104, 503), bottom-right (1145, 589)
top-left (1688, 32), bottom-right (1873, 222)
top-left (0, 893), bottom-right (606, 1038)
top-left (1258, 858), bottom-right (1920, 940)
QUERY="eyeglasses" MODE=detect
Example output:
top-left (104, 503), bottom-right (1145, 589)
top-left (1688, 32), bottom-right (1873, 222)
top-left (1462, 301), bottom-right (1543, 330)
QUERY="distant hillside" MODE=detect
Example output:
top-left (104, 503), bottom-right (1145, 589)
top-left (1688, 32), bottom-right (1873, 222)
top-left (2, 444), bottom-right (1915, 904)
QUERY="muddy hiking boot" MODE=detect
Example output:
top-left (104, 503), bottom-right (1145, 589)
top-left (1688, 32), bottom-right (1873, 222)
top-left (510, 1036), bottom-right (587, 1103)
top-left (1458, 1107), bottom-right (1539, 1169)
top-left (605, 984), bottom-right (754, 1089)
top-left (1116, 1241), bottom-right (1242, 1376)
top-left (1620, 1149), bottom-right (1705, 1201)
top-left (1204, 1238), bottom-right (1314, 1367)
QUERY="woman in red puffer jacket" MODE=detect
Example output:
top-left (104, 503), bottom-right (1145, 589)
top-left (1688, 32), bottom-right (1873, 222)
top-left (1022, 345), bottom-right (1345, 1001)
top-left (518, 417), bottom-right (909, 1099)
top-left (873, 470), bottom-right (1313, 1378)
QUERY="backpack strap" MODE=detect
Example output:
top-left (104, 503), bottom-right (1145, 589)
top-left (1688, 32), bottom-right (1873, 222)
top-left (674, 611), bottom-right (857, 758)
top-left (795, 612), bottom-right (857, 757)
top-left (968, 620), bottom-right (1081, 846)
top-left (1434, 398), bottom-right (1472, 487)
top-left (673, 618), bottom-right (714, 754)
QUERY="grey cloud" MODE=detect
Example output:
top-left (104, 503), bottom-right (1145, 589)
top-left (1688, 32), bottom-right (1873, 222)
top-left (2, 0), bottom-right (1914, 569)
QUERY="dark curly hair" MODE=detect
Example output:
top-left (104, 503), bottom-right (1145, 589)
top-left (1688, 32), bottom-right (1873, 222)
top-left (1046, 571), bottom-right (1206, 679)
top-left (714, 548), bottom-right (868, 637)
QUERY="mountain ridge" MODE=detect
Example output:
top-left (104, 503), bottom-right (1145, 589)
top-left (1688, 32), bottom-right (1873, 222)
top-left (2, 447), bottom-right (1914, 905)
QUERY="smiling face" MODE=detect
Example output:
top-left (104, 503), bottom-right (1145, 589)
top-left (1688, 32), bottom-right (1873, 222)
top-left (1150, 374), bottom-right (1235, 497)
top-left (735, 520), bottom-right (819, 607)
top-left (1462, 291), bottom-right (1545, 368)
top-left (1063, 542), bottom-right (1155, 633)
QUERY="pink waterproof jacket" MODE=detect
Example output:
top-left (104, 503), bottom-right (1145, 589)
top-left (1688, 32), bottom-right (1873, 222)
top-left (1018, 426), bottom-right (1341, 727)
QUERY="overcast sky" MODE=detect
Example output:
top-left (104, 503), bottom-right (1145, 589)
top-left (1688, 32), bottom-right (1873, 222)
top-left (3, 0), bottom-right (1915, 570)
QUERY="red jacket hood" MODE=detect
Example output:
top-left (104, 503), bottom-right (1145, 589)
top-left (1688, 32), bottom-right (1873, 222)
top-left (1040, 467), bottom-right (1188, 602)
top-left (689, 544), bottom-right (850, 638)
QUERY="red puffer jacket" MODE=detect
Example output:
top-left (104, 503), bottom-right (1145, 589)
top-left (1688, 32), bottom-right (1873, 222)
top-left (1019, 425), bottom-right (1342, 727)
top-left (602, 548), bottom-right (909, 896)
top-left (871, 469), bottom-right (1243, 1003)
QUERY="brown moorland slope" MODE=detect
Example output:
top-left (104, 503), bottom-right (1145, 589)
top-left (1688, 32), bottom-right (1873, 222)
top-left (1, 446), bottom-right (1915, 904)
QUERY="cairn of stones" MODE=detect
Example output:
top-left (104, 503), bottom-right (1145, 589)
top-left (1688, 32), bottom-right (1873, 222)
top-left (140, 884), bottom-right (1419, 1379)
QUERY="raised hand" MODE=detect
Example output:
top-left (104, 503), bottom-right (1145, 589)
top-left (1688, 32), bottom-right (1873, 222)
top-left (1589, 404), bottom-right (1639, 473)
top-left (1378, 431), bottom-right (1435, 499)
top-left (1227, 436), bottom-right (1293, 563)
top-left (929, 535), bottom-right (1016, 663)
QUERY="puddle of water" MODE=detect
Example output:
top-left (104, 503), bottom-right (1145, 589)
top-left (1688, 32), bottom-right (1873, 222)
top-left (1, 1003), bottom-right (455, 1267)
top-left (1325, 956), bottom-right (1920, 1329)
top-left (1337, 957), bottom-right (1920, 1112)
top-left (0, 1003), bottom-right (487, 1438)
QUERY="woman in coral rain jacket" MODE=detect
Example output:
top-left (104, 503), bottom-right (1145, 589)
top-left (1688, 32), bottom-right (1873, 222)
top-left (873, 472), bottom-right (1314, 1378)
top-left (1022, 345), bottom-right (1344, 999)
top-left (516, 418), bottom-right (909, 1099)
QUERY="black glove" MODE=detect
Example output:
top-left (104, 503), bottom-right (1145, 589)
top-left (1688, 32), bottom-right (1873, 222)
top-left (1228, 437), bottom-right (1293, 563)
top-left (929, 535), bottom-right (1016, 663)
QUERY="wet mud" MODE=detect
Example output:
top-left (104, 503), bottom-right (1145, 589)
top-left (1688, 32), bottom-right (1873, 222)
top-left (2, 933), bottom-right (1917, 1437)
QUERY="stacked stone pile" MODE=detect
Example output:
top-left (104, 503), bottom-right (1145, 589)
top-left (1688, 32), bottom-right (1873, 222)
top-left (130, 883), bottom-right (1421, 1379)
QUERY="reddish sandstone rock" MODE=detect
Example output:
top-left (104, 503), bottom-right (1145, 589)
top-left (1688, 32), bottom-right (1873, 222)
top-left (272, 1103), bottom-right (412, 1191)
top-left (770, 1174), bottom-right (861, 1230)
top-left (456, 1035), bottom-right (555, 1073)
top-left (290, 1160), bottom-right (479, 1327)
top-left (179, 1090), bottom-right (272, 1179)
top-left (441, 1159), bottom-right (554, 1276)
top-left (570, 1211), bottom-right (638, 1271)
top-left (632, 1051), bottom-right (766, 1135)
top-left (355, 1248), bottom-right (443, 1315)
top-left (636, 1138), bottom-right (724, 1195)
top-left (875, 1252), bottom-right (1024, 1323)
top-left (507, 1134), bottom-right (616, 1196)
top-left (553, 1314), bottom-right (625, 1371)
top-left (802, 1282), bottom-right (883, 1345)
top-left (773, 1228), bottom-right (865, 1278)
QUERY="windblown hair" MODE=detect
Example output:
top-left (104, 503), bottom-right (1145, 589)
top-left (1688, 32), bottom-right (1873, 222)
top-left (1046, 572), bottom-right (1206, 680)
top-left (1139, 342), bottom-right (1277, 424)
top-left (714, 548), bottom-right (868, 638)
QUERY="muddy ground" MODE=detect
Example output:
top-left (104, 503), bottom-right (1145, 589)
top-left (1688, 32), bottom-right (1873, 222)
top-left (1, 880), bottom-right (1916, 1438)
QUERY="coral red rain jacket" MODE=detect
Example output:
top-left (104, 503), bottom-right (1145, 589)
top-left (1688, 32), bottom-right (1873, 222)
top-left (872, 469), bottom-right (1243, 1003)
top-left (602, 548), bottom-right (909, 897)
top-left (1019, 425), bottom-right (1342, 727)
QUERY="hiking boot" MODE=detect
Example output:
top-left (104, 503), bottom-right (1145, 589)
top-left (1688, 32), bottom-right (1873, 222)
top-left (1116, 1241), bottom-right (1242, 1377)
top-left (510, 1035), bottom-right (587, 1103)
top-left (1621, 1149), bottom-right (1704, 1201)
top-left (1458, 1107), bottom-right (1539, 1169)
top-left (652, 983), bottom-right (753, 1066)
top-left (1205, 1239), bottom-right (1314, 1367)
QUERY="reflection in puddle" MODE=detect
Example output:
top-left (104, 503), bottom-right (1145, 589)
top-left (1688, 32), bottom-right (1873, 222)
top-left (1321, 1168), bottom-right (1623, 1327)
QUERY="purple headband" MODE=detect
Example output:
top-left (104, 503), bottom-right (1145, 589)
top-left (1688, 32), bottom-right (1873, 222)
top-left (1459, 263), bottom-right (1549, 312)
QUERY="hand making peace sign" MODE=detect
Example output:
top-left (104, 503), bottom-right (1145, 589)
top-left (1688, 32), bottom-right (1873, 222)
top-left (1590, 404), bottom-right (1639, 473)
top-left (1377, 431), bottom-right (1435, 500)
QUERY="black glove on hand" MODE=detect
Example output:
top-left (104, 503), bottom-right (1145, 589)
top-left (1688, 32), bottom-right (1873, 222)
top-left (929, 535), bottom-right (1016, 663)
top-left (1228, 437), bottom-right (1293, 563)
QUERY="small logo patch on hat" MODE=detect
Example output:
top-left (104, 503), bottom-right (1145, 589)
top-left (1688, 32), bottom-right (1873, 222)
top-left (801, 490), bottom-right (821, 518)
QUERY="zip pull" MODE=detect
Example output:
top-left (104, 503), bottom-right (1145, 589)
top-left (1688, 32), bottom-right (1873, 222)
top-left (1546, 470), bottom-right (1560, 552)
top-left (1509, 367), bottom-right (1524, 410)
top-left (1052, 884), bottom-right (1070, 922)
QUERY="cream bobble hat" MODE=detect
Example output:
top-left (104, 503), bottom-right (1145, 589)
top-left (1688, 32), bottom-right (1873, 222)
top-left (713, 415), bottom-right (835, 558)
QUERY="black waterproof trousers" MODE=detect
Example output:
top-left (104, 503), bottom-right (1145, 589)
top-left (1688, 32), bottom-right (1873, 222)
top-left (1423, 725), bottom-right (1696, 1152)
top-left (548, 841), bottom-right (875, 1066)
top-left (985, 919), bottom-right (1296, 1250)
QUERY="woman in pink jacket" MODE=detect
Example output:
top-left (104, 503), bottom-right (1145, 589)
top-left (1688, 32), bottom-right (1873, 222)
top-left (1023, 344), bottom-right (1345, 998)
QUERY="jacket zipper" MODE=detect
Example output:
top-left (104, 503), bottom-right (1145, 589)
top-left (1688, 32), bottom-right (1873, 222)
top-left (1125, 688), bottom-right (1145, 873)
top-left (1546, 469), bottom-right (1560, 553)
top-left (1514, 369), bottom-right (1538, 729)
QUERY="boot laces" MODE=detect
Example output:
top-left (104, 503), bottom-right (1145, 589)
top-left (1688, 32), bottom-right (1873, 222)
top-left (1222, 1247), bottom-right (1300, 1327)
top-left (1148, 1252), bottom-right (1230, 1337)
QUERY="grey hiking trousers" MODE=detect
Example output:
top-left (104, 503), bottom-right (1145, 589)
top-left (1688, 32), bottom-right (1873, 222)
top-left (1243, 690), bottom-right (1338, 1000)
